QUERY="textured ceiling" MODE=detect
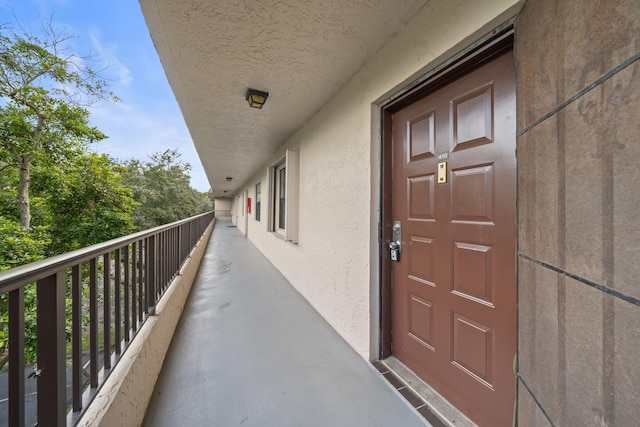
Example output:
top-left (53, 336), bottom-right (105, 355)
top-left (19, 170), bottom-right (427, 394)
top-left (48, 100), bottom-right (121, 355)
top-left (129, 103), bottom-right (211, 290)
top-left (140, 0), bottom-right (429, 196)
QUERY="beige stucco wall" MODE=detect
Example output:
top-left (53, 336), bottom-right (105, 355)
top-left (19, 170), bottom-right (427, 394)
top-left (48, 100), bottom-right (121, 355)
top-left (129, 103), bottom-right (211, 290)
top-left (214, 197), bottom-right (232, 217)
top-left (235, 0), bottom-right (525, 359)
top-left (75, 220), bottom-right (214, 427)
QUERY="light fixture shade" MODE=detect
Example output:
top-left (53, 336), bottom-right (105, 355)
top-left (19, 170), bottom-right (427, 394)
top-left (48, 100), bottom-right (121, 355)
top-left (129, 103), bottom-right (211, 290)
top-left (246, 89), bottom-right (269, 109)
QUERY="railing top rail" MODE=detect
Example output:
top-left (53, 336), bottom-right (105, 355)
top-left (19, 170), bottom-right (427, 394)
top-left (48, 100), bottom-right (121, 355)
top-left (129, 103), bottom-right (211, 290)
top-left (0, 211), bottom-right (213, 293)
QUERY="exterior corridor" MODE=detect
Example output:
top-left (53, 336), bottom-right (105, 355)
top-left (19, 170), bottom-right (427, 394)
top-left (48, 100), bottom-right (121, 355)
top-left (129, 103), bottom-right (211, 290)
top-left (142, 219), bottom-right (429, 427)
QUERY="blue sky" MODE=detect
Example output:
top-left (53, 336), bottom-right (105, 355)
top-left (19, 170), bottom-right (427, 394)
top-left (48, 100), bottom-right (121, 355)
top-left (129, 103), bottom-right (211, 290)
top-left (1, 0), bottom-right (211, 192)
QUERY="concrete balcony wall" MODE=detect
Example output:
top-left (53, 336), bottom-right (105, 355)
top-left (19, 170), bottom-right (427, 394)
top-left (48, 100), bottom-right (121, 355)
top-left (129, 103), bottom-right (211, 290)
top-left (236, 0), bottom-right (524, 360)
top-left (76, 220), bottom-right (215, 427)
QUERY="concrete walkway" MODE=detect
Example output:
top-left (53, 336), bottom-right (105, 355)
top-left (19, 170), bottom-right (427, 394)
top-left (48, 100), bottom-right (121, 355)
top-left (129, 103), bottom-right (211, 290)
top-left (143, 219), bottom-right (428, 427)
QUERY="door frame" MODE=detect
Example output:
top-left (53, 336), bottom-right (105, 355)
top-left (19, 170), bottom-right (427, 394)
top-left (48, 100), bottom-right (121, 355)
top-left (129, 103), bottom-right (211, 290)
top-left (244, 189), bottom-right (249, 236)
top-left (378, 28), bottom-right (515, 359)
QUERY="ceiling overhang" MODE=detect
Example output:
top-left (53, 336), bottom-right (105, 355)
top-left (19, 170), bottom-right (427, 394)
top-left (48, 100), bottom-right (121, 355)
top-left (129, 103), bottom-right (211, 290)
top-left (139, 0), bottom-right (429, 197)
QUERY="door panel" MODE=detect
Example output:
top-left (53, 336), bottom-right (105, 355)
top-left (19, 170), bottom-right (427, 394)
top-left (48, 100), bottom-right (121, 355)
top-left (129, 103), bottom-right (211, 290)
top-left (391, 50), bottom-right (516, 427)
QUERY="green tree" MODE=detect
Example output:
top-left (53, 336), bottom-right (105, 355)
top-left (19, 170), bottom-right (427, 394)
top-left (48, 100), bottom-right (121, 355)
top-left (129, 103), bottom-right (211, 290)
top-left (0, 20), bottom-right (120, 369)
top-left (120, 149), bottom-right (211, 230)
top-left (0, 217), bottom-right (49, 367)
top-left (0, 21), bottom-right (116, 228)
top-left (0, 216), bottom-right (49, 270)
top-left (37, 151), bottom-right (138, 253)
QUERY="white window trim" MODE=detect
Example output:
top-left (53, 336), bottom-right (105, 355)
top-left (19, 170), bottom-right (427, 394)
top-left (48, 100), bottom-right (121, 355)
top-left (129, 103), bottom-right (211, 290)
top-left (255, 182), bottom-right (261, 222)
top-left (275, 161), bottom-right (286, 235)
top-left (268, 148), bottom-right (299, 243)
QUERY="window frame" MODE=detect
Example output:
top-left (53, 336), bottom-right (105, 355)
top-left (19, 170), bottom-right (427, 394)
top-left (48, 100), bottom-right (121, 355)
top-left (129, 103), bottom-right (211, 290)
top-left (270, 160), bottom-right (286, 236)
top-left (255, 182), bottom-right (261, 221)
top-left (268, 149), bottom-right (299, 242)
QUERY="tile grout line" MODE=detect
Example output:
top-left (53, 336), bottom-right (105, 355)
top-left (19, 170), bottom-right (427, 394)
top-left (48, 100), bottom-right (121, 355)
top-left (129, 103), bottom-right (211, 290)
top-left (517, 51), bottom-right (640, 136)
top-left (519, 253), bottom-right (640, 307)
top-left (374, 360), bottom-right (448, 427)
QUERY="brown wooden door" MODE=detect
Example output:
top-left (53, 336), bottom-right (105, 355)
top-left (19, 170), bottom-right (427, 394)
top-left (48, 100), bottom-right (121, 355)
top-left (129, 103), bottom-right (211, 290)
top-left (391, 50), bottom-right (516, 427)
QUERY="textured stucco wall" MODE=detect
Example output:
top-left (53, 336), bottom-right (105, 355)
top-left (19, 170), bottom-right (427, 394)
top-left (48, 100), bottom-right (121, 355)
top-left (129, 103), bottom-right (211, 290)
top-left (516, 0), bottom-right (640, 425)
top-left (237, 0), bottom-right (524, 359)
top-left (214, 198), bottom-right (231, 211)
top-left (75, 221), bottom-right (215, 427)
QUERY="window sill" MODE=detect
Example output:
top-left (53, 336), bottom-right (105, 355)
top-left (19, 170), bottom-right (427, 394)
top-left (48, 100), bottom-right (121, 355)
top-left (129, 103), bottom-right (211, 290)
top-left (271, 231), bottom-right (286, 240)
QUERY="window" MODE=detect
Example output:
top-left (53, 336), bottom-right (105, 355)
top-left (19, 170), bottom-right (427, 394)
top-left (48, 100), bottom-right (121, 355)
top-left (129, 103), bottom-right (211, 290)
top-left (269, 149), bottom-right (299, 242)
top-left (255, 182), bottom-right (261, 221)
top-left (271, 161), bottom-right (286, 234)
top-left (277, 164), bottom-right (286, 230)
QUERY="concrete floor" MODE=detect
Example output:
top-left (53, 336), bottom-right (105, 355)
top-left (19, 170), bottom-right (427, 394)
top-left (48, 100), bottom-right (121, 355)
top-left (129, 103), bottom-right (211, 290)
top-left (143, 219), bottom-right (429, 427)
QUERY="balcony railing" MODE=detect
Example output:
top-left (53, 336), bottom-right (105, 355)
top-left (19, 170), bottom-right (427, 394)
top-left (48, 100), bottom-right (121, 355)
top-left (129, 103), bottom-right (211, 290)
top-left (0, 212), bottom-right (214, 426)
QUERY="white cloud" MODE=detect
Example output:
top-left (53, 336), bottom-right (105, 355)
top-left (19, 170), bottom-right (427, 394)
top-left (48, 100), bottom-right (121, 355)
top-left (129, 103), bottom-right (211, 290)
top-left (89, 29), bottom-right (132, 87)
top-left (3, 0), bottom-right (210, 192)
top-left (88, 101), bottom-right (210, 191)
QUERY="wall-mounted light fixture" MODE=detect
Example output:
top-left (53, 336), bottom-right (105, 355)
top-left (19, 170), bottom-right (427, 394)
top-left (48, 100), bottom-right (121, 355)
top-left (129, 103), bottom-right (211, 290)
top-left (246, 89), bottom-right (269, 109)
top-left (226, 177), bottom-right (233, 181)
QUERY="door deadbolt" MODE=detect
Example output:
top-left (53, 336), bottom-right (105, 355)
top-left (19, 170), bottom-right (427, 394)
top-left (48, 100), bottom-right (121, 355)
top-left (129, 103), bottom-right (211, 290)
top-left (390, 221), bottom-right (401, 262)
top-left (437, 161), bottom-right (447, 183)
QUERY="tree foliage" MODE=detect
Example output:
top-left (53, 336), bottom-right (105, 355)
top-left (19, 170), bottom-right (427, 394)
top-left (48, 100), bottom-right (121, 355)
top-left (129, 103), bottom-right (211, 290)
top-left (0, 216), bottom-right (49, 270)
top-left (0, 19), bottom-right (120, 368)
top-left (121, 149), bottom-right (211, 230)
top-left (37, 151), bottom-right (138, 253)
top-left (0, 20), bottom-right (116, 227)
top-left (0, 19), bottom-right (211, 369)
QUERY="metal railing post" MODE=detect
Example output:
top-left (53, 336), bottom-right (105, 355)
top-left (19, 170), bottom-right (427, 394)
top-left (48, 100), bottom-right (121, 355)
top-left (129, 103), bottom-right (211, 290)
top-left (115, 248), bottom-right (122, 354)
top-left (90, 258), bottom-right (99, 387)
top-left (71, 265), bottom-right (83, 412)
top-left (0, 211), bottom-right (213, 425)
top-left (124, 245), bottom-right (131, 342)
top-left (138, 241), bottom-right (144, 320)
top-left (147, 235), bottom-right (157, 315)
top-left (36, 271), bottom-right (66, 426)
top-left (8, 287), bottom-right (25, 426)
top-left (103, 252), bottom-right (111, 370)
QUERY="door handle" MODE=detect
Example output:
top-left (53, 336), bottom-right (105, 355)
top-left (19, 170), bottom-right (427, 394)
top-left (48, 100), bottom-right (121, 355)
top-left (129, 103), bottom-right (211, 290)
top-left (392, 221), bottom-right (401, 251)
top-left (389, 221), bottom-right (401, 262)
